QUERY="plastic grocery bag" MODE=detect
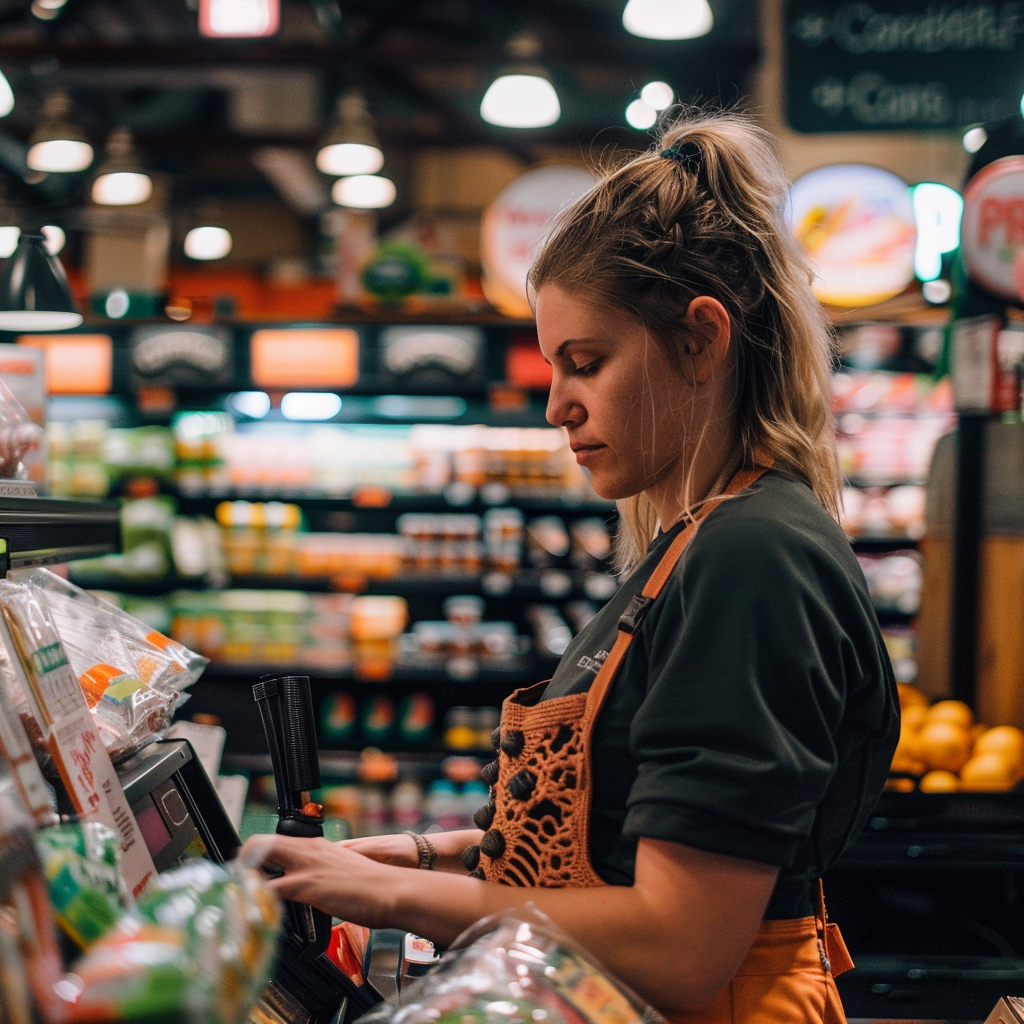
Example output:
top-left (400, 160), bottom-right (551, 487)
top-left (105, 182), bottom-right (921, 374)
top-left (11, 568), bottom-right (208, 761)
top-left (356, 906), bottom-right (665, 1024)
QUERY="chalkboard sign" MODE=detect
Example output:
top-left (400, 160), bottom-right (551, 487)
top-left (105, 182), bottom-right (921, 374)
top-left (785, 1), bottom-right (1024, 133)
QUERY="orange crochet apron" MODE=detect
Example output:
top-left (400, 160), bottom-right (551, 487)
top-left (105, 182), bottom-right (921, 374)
top-left (465, 465), bottom-right (853, 1024)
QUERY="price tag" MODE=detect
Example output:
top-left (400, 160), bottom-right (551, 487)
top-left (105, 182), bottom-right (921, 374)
top-left (539, 571), bottom-right (572, 598)
top-left (482, 572), bottom-right (514, 596)
top-left (352, 486), bottom-right (392, 508)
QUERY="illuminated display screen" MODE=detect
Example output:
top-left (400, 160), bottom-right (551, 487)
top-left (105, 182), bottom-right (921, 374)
top-left (17, 334), bottom-right (114, 395)
top-left (250, 328), bottom-right (359, 388)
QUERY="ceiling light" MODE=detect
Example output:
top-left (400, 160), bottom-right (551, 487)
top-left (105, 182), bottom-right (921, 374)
top-left (0, 231), bottom-right (83, 331)
top-left (184, 225), bottom-right (232, 260)
top-left (623, 0), bottom-right (713, 39)
top-left (41, 225), bottom-right (65, 256)
top-left (481, 34), bottom-right (560, 129)
top-left (641, 81), bottom-right (674, 110)
top-left (26, 92), bottom-right (93, 173)
top-left (332, 174), bottom-right (396, 209)
top-left (199, 0), bottom-right (279, 37)
top-left (316, 91), bottom-right (384, 176)
top-left (0, 67), bottom-right (13, 118)
top-left (228, 391), bottom-right (271, 419)
top-left (626, 98), bottom-right (658, 129)
top-left (281, 392), bottom-right (342, 420)
top-left (91, 128), bottom-right (153, 206)
top-left (963, 125), bottom-right (987, 153)
top-left (923, 279), bottom-right (952, 304)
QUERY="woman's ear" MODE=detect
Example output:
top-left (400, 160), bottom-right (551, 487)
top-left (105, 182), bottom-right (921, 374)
top-left (685, 296), bottom-right (731, 384)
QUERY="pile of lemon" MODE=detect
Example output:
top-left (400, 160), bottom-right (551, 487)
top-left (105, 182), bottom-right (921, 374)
top-left (891, 684), bottom-right (1024, 792)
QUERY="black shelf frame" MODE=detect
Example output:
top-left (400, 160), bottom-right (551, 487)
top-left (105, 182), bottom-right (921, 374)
top-left (0, 495), bottom-right (121, 572)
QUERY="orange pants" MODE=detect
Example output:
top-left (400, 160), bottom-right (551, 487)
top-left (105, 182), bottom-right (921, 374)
top-left (665, 916), bottom-right (847, 1024)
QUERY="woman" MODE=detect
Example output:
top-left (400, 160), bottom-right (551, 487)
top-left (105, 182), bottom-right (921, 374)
top-left (241, 108), bottom-right (900, 1024)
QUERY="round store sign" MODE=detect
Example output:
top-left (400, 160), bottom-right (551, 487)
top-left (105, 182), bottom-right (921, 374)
top-left (961, 156), bottom-right (1024, 303)
top-left (788, 164), bottom-right (917, 307)
top-left (481, 165), bottom-right (596, 318)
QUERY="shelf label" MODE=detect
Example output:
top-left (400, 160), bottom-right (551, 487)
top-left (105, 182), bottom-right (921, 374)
top-left (131, 324), bottom-right (232, 387)
top-left (250, 328), bottom-right (359, 388)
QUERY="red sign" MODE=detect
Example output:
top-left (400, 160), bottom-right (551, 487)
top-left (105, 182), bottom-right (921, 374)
top-left (961, 156), bottom-right (1024, 302)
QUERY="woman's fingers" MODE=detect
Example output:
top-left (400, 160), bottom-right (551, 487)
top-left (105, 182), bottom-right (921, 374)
top-left (239, 832), bottom-right (325, 873)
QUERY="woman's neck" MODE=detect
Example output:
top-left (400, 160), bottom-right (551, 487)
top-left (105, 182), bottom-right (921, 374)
top-left (649, 441), bottom-right (745, 533)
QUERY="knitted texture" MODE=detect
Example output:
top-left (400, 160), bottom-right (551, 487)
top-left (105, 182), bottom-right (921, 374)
top-left (481, 683), bottom-right (605, 887)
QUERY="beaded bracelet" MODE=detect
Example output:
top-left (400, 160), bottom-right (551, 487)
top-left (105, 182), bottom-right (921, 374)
top-left (403, 830), bottom-right (437, 870)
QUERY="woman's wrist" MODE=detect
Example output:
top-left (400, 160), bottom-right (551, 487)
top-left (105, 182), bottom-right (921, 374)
top-left (403, 830), bottom-right (438, 870)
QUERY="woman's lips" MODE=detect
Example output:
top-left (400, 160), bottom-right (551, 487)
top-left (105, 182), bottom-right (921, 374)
top-left (571, 443), bottom-right (606, 466)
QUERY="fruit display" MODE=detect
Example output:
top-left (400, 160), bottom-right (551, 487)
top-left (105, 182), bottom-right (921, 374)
top-left (890, 684), bottom-right (1024, 792)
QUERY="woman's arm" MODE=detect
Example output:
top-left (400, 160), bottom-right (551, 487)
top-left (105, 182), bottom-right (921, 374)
top-left (240, 833), bottom-right (779, 1013)
top-left (340, 829), bottom-right (483, 873)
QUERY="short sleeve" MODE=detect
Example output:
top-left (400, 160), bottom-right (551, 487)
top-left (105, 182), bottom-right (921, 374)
top-left (622, 508), bottom-right (874, 869)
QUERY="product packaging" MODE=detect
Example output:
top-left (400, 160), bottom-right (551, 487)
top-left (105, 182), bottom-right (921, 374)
top-left (0, 580), bottom-right (157, 898)
top-left (61, 859), bottom-right (282, 1024)
top-left (36, 820), bottom-right (124, 951)
top-left (16, 568), bottom-right (208, 761)
top-left (0, 375), bottom-right (44, 481)
top-left (358, 906), bottom-right (664, 1024)
top-left (0, 754), bottom-right (66, 1024)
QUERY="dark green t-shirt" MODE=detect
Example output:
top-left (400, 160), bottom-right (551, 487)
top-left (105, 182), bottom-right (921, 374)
top-left (543, 470), bottom-right (900, 918)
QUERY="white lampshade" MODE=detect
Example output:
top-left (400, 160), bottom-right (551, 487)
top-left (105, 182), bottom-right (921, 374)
top-left (0, 68), bottom-right (13, 118)
top-left (623, 0), bottom-right (713, 39)
top-left (184, 225), bottom-right (232, 260)
top-left (316, 142), bottom-right (384, 177)
top-left (92, 170), bottom-right (153, 206)
top-left (626, 99), bottom-right (657, 129)
top-left (27, 138), bottom-right (93, 173)
top-left (481, 74), bottom-right (560, 129)
top-left (331, 174), bottom-right (396, 209)
top-left (200, 0), bottom-right (279, 37)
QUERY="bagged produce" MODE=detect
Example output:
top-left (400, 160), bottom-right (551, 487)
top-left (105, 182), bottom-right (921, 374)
top-left (9, 568), bottom-right (207, 761)
top-left (358, 906), bottom-right (663, 1024)
top-left (60, 859), bottom-right (282, 1024)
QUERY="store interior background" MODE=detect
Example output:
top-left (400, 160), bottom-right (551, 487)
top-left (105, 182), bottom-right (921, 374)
top-left (4, 1), bottom-right (1024, 1015)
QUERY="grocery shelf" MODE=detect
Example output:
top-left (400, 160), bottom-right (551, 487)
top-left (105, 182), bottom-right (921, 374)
top-left (0, 495), bottom-right (121, 572)
top-left (224, 749), bottom-right (485, 782)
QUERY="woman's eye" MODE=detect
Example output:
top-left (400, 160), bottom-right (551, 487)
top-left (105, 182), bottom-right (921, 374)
top-left (572, 360), bottom-right (601, 377)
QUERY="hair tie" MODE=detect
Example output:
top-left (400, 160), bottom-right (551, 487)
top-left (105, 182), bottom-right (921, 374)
top-left (660, 139), bottom-right (702, 175)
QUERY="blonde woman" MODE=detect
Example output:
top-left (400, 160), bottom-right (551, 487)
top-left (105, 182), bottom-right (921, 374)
top-left (242, 109), bottom-right (899, 1024)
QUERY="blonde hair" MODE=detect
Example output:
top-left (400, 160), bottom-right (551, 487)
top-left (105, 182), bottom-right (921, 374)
top-left (528, 107), bottom-right (840, 571)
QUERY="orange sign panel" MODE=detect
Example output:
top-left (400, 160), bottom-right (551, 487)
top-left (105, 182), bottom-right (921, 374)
top-left (250, 329), bottom-right (359, 388)
top-left (18, 334), bottom-right (113, 395)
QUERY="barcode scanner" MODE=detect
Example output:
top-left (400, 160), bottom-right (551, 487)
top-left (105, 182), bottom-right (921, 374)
top-left (252, 674), bottom-right (381, 1024)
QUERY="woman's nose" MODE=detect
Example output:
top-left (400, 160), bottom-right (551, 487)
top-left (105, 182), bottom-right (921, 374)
top-left (546, 379), bottom-right (583, 428)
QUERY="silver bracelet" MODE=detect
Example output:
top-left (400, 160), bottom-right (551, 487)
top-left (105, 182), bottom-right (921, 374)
top-left (403, 830), bottom-right (437, 870)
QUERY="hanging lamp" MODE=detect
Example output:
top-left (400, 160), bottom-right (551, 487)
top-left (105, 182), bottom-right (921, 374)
top-left (481, 33), bottom-right (560, 129)
top-left (316, 91), bottom-right (384, 177)
top-left (92, 128), bottom-right (153, 206)
top-left (0, 231), bottom-right (82, 330)
top-left (27, 91), bottom-right (93, 173)
top-left (622, 0), bottom-right (713, 40)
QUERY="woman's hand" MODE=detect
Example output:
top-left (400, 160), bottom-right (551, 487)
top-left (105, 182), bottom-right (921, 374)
top-left (240, 833), bottom-right (403, 928)
top-left (340, 832), bottom-right (420, 868)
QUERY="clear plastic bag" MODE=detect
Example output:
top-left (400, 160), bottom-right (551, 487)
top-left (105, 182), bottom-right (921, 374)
top-left (6, 569), bottom-right (209, 762)
top-left (0, 376), bottom-right (43, 480)
top-left (358, 906), bottom-right (665, 1024)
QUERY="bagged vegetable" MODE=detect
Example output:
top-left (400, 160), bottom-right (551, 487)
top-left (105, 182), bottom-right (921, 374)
top-left (11, 568), bottom-right (208, 761)
top-left (359, 906), bottom-right (663, 1024)
top-left (59, 859), bottom-right (281, 1024)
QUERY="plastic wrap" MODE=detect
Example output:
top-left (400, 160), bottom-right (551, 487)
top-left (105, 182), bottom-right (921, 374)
top-left (12, 569), bottom-right (208, 761)
top-left (60, 859), bottom-right (282, 1024)
top-left (36, 820), bottom-right (124, 950)
top-left (0, 376), bottom-right (44, 481)
top-left (358, 907), bottom-right (664, 1024)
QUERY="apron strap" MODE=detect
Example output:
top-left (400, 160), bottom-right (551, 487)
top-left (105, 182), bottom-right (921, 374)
top-left (581, 462), bottom-right (771, 728)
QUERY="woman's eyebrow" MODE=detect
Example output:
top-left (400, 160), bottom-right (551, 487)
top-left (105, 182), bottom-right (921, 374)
top-left (554, 337), bottom-right (605, 358)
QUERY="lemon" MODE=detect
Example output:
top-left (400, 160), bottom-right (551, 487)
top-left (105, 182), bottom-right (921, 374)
top-left (926, 700), bottom-right (975, 730)
top-left (920, 770), bottom-right (960, 792)
top-left (917, 719), bottom-right (972, 773)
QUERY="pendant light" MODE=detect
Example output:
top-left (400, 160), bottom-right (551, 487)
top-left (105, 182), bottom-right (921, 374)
top-left (316, 91), bottom-right (384, 177)
top-left (0, 188), bottom-right (19, 258)
top-left (0, 231), bottom-right (82, 330)
top-left (331, 173), bottom-right (396, 209)
top-left (27, 91), bottom-right (93, 173)
top-left (92, 128), bottom-right (153, 206)
top-left (199, 0), bottom-right (279, 37)
top-left (622, 0), bottom-right (713, 40)
top-left (481, 33), bottom-right (560, 129)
